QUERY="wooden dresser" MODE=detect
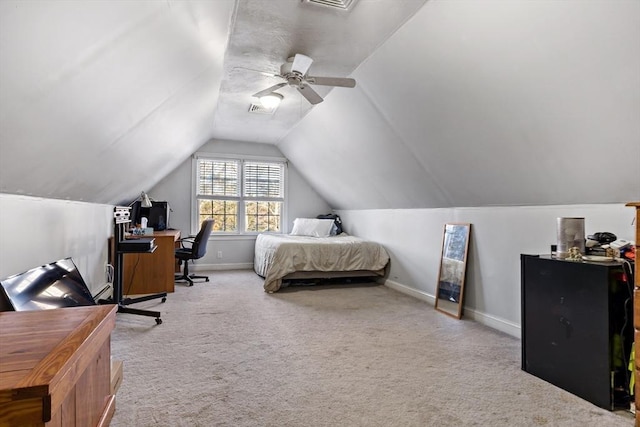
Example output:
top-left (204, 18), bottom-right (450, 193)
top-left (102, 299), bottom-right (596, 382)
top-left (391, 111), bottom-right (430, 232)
top-left (0, 305), bottom-right (117, 427)
top-left (627, 202), bottom-right (640, 424)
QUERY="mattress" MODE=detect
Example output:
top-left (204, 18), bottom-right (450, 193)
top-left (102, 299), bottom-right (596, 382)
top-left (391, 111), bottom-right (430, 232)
top-left (254, 233), bottom-right (390, 292)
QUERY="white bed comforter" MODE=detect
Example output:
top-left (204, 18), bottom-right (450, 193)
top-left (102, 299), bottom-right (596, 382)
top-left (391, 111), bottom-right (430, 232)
top-left (254, 233), bottom-right (390, 292)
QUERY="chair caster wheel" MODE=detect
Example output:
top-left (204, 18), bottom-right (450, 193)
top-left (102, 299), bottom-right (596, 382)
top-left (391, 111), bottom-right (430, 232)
top-left (155, 318), bottom-right (162, 325)
top-left (189, 282), bottom-right (194, 287)
top-left (205, 278), bottom-right (210, 282)
top-left (161, 297), bottom-right (166, 303)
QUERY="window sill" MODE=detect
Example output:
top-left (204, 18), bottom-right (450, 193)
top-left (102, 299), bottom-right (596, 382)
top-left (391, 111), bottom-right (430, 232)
top-left (208, 233), bottom-right (284, 241)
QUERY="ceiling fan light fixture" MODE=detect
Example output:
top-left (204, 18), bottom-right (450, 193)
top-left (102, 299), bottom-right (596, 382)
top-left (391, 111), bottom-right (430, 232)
top-left (291, 54), bottom-right (313, 75)
top-left (259, 93), bottom-right (283, 109)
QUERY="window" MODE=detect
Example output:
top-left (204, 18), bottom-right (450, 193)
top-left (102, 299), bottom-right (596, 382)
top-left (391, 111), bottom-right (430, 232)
top-left (194, 156), bottom-right (286, 235)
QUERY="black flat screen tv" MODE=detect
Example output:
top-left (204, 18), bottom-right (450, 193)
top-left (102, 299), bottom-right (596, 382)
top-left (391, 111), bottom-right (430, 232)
top-left (0, 257), bottom-right (96, 311)
top-left (130, 200), bottom-right (169, 231)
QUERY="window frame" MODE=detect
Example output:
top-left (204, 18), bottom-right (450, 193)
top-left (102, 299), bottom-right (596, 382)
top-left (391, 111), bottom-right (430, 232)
top-left (191, 153), bottom-right (288, 237)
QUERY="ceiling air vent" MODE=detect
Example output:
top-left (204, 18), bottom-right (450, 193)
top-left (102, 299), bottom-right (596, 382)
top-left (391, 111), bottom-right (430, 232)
top-left (301, 0), bottom-right (358, 11)
top-left (248, 103), bottom-right (276, 115)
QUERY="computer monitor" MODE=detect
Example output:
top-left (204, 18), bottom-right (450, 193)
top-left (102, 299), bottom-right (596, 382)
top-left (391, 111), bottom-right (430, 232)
top-left (130, 201), bottom-right (170, 231)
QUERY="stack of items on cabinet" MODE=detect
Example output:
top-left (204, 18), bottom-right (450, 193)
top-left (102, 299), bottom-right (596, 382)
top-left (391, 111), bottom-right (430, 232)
top-left (585, 231), bottom-right (635, 261)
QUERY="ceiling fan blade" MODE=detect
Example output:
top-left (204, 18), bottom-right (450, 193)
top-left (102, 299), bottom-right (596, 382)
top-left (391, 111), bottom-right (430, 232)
top-left (291, 54), bottom-right (313, 76)
top-left (306, 76), bottom-right (356, 88)
top-left (297, 84), bottom-right (323, 105)
top-left (253, 82), bottom-right (287, 98)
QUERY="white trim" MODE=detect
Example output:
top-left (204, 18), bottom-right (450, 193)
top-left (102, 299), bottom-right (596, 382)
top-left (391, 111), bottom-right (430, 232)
top-left (194, 152), bottom-right (286, 163)
top-left (207, 235), bottom-right (257, 242)
top-left (384, 279), bottom-right (435, 304)
top-left (383, 279), bottom-right (521, 338)
top-left (191, 156), bottom-right (288, 236)
top-left (282, 163), bottom-right (289, 232)
top-left (463, 307), bottom-right (521, 339)
top-left (190, 262), bottom-right (254, 271)
top-left (190, 157), bottom-right (198, 235)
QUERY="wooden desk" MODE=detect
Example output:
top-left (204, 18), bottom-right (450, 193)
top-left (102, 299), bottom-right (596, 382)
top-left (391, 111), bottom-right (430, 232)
top-left (0, 305), bottom-right (117, 427)
top-left (122, 229), bottom-right (180, 295)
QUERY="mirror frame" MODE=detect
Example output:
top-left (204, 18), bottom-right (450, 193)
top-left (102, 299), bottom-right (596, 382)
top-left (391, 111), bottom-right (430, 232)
top-left (435, 223), bottom-right (471, 319)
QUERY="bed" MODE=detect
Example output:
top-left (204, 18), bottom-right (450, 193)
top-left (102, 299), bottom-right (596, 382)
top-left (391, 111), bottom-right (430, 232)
top-left (254, 232), bottom-right (390, 293)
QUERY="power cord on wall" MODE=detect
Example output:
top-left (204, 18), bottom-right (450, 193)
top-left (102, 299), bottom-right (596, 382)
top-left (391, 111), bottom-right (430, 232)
top-left (92, 263), bottom-right (115, 302)
top-left (106, 263), bottom-right (114, 284)
top-left (124, 255), bottom-right (142, 297)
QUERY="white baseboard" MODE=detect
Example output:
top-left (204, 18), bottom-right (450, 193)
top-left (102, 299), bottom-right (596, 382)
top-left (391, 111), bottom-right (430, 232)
top-left (383, 279), bottom-right (521, 339)
top-left (384, 279), bottom-right (436, 305)
top-left (190, 262), bottom-right (253, 271)
top-left (91, 282), bottom-right (112, 300)
top-left (463, 308), bottom-right (521, 338)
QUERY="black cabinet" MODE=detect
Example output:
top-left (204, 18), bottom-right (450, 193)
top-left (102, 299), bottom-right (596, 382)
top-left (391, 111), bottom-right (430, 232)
top-left (521, 255), bottom-right (633, 410)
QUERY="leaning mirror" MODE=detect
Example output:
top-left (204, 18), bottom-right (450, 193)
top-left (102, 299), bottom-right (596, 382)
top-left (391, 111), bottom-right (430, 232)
top-left (435, 223), bottom-right (471, 319)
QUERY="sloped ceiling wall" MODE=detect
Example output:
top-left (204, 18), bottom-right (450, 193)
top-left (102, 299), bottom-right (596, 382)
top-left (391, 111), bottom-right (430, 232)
top-left (278, 0), bottom-right (640, 209)
top-left (0, 1), bottom-right (637, 210)
top-left (0, 0), bottom-right (235, 204)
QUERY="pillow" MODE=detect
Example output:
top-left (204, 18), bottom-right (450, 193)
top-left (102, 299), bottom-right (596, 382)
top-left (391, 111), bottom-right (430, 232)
top-left (290, 218), bottom-right (335, 237)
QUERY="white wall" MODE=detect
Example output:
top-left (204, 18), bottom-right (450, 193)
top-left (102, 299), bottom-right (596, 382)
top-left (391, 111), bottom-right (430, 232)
top-left (149, 139), bottom-right (331, 269)
top-left (0, 193), bottom-right (113, 294)
top-left (0, 0), bottom-right (236, 205)
top-left (279, 0), bottom-right (640, 210)
top-left (337, 203), bottom-right (635, 337)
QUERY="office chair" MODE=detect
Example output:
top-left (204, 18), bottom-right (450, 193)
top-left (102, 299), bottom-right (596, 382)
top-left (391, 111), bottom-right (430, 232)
top-left (175, 219), bottom-right (214, 286)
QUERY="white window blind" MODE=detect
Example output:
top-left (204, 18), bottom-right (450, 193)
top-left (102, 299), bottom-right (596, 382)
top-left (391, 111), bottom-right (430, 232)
top-left (243, 161), bottom-right (284, 199)
top-left (197, 159), bottom-right (239, 197)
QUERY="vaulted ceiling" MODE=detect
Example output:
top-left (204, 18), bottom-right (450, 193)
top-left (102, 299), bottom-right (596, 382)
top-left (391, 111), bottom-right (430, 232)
top-left (1, 0), bottom-right (638, 209)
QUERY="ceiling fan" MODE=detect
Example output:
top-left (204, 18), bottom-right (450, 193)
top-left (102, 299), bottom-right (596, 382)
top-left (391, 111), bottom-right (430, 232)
top-left (252, 54), bottom-right (356, 105)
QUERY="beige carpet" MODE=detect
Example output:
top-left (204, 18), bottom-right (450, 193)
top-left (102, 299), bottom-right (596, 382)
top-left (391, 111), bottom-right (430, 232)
top-left (110, 270), bottom-right (633, 426)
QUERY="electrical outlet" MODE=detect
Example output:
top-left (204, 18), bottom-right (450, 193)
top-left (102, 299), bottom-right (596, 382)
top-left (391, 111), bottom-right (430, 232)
top-left (217, 250), bottom-right (223, 259)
